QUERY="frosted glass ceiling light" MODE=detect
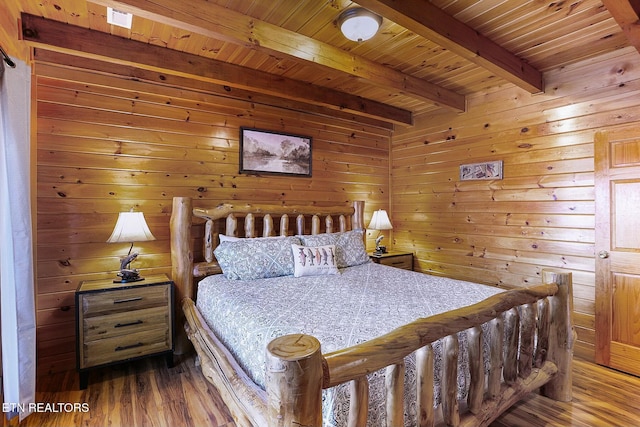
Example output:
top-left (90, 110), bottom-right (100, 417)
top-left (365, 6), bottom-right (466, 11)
top-left (338, 8), bottom-right (383, 42)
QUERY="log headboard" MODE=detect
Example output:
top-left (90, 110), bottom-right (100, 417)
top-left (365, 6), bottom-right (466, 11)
top-left (169, 197), bottom-right (365, 313)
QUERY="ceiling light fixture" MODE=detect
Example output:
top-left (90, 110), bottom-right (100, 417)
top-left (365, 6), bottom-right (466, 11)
top-left (337, 7), bottom-right (383, 42)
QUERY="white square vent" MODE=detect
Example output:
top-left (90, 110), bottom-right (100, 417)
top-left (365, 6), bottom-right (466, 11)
top-left (107, 7), bottom-right (133, 29)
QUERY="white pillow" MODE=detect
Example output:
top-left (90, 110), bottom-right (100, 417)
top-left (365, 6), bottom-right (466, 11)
top-left (299, 230), bottom-right (369, 268)
top-left (291, 244), bottom-right (339, 277)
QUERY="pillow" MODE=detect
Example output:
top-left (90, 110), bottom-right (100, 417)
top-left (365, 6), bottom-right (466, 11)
top-left (213, 236), bottom-right (301, 280)
top-left (291, 244), bottom-right (339, 277)
top-left (219, 234), bottom-right (241, 243)
top-left (299, 229), bottom-right (369, 268)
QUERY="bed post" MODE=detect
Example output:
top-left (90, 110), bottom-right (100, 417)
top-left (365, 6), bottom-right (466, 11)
top-left (265, 334), bottom-right (323, 427)
top-left (353, 200), bottom-right (364, 231)
top-left (541, 269), bottom-right (574, 402)
top-left (170, 196), bottom-right (195, 354)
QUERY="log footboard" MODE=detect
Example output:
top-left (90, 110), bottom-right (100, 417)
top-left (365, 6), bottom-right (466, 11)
top-left (264, 269), bottom-right (574, 427)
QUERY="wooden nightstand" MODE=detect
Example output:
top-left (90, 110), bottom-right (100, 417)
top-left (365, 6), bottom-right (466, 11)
top-left (75, 273), bottom-right (174, 389)
top-left (369, 251), bottom-right (414, 271)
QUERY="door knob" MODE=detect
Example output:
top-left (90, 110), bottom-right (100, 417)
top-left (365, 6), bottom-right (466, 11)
top-left (598, 250), bottom-right (609, 259)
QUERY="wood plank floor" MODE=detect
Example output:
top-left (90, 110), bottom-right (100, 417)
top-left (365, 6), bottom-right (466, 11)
top-left (6, 351), bottom-right (640, 427)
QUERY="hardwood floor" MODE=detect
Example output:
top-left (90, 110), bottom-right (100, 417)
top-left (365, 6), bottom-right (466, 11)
top-left (6, 351), bottom-right (640, 427)
top-left (7, 352), bottom-right (235, 427)
top-left (491, 359), bottom-right (640, 426)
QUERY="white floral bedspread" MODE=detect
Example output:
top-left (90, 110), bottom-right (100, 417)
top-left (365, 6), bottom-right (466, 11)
top-left (196, 261), bottom-right (504, 426)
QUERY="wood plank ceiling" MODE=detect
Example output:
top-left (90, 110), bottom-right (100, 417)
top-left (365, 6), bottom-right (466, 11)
top-left (13, 0), bottom-right (638, 126)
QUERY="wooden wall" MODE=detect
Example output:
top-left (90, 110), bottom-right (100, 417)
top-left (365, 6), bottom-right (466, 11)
top-left (29, 42), bottom-right (640, 372)
top-left (34, 60), bottom-right (391, 374)
top-left (391, 46), bottom-right (640, 361)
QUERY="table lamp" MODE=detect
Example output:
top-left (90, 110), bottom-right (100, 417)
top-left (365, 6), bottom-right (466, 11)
top-left (368, 209), bottom-right (393, 255)
top-left (107, 210), bottom-right (156, 283)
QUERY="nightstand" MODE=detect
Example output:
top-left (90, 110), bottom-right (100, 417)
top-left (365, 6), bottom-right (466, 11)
top-left (369, 251), bottom-right (414, 271)
top-left (75, 273), bottom-right (174, 389)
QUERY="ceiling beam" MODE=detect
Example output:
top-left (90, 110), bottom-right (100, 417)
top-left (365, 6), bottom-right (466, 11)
top-left (601, 0), bottom-right (640, 55)
top-left (91, 0), bottom-right (466, 112)
top-left (20, 13), bottom-right (412, 126)
top-left (355, 0), bottom-right (544, 94)
top-left (32, 49), bottom-right (396, 131)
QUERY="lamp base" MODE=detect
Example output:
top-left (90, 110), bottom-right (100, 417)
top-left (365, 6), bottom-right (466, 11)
top-left (374, 245), bottom-right (387, 255)
top-left (113, 277), bottom-right (145, 284)
top-left (114, 268), bottom-right (145, 283)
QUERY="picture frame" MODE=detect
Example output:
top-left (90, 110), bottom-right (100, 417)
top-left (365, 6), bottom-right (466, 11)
top-left (240, 127), bottom-right (312, 177)
top-left (460, 160), bottom-right (503, 181)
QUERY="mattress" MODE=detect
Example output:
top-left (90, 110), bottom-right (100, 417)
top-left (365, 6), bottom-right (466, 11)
top-left (196, 261), bottom-right (504, 426)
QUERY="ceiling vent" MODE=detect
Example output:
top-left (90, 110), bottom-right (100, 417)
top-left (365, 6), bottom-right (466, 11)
top-left (107, 7), bottom-right (133, 29)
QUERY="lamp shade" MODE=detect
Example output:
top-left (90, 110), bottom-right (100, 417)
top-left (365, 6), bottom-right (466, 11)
top-left (338, 8), bottom-right (382, 42)
top-left (368, 209), bottom-right (393, 230)
top-left (106, 211), bottom-right (156, 243)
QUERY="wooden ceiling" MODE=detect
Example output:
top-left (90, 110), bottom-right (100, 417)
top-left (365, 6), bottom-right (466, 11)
top-left (9, 0), bottom-right (640, 127)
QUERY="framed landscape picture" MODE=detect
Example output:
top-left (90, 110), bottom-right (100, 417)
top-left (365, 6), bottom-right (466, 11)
top-left (240, 127), bottom-right (312, 177)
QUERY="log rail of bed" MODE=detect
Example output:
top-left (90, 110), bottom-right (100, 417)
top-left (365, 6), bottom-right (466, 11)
top-left (265, 269), bottom-right (574, 427)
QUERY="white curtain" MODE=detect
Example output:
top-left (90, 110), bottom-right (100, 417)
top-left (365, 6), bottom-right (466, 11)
top-left (0, 58), bottom-right (36, 421)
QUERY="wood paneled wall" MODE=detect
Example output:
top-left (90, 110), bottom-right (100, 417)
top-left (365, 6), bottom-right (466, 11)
top-left (32, 44), bottom-right (640, 372)
top-left (34, 60), bottom-right (391, 374)
top-left (391, 46), bottom-right (640, 361)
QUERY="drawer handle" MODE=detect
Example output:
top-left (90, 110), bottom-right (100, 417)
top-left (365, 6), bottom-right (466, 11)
top-left (113, 297), bottom-right (143, 304)
top-left (391, 261), bottom-right (404, 265)
top-left (114, 320), bottom-right (143, 328)
top-left (115, 342), bottom-right (144, 352)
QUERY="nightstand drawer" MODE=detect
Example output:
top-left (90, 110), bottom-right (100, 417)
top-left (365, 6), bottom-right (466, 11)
top-left (369, 252), bottom-right (414, 271)
top-left (81, 285), bottom-right (169, 317)
top-left (81, 326), bottom-right (171, 368)
top-left (83, 306), bottom-right (170, 341)
top-left (377, 254), bottom-right (413, 270)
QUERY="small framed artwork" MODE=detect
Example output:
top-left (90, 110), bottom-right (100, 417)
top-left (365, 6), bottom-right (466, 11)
top-left (460, 160), bottom-right (503, 181)
top-left (240, 127), bottom-right (312, 177)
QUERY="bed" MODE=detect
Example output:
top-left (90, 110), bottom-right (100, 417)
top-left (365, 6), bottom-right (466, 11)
top-left (169, 196), bottom-right (575, 427)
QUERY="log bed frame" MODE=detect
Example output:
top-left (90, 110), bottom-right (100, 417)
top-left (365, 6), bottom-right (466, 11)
top-left (169, 196), bottom-right (575, 427)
